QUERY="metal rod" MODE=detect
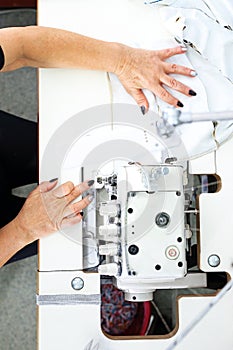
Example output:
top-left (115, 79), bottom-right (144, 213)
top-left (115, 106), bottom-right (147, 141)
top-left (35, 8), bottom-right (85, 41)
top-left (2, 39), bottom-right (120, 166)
top-left (180, 111), bottom-right (233, 123)
top-left (184, 209), bottom-right (199, 214)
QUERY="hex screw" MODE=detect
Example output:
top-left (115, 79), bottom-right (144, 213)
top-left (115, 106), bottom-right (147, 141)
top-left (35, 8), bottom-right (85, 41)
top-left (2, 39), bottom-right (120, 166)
top-left (155, 212), bottom-right (170, 228)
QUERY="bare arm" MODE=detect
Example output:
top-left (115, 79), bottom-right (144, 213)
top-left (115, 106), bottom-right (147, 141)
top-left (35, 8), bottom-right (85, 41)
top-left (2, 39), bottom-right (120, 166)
top-left (0, 26), bottom-right (197, 109)
top-left (0, 26), bottom-right (123, 73)
top-left (0, 220), bottom-right (28, 267)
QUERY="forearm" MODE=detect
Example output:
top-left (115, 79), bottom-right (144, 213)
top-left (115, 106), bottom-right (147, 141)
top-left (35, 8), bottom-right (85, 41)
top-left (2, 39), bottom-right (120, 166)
top-left (0, 219), bottom-right (29, 267)
top-left (0, 25), bottom-right (198, 110)
top-left (0, 26), bottom-right (126, 73)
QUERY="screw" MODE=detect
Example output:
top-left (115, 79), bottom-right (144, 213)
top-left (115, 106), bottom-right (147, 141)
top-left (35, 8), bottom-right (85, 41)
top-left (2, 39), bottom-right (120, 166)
top-left (97, 177), bottom-right (103, 184)
top-left (165, 246), bottom-right (180, 260)
top-left (155, 212), bottom-right (170, 228)
top-left (208, 254), bottom-right (220, 267)
top-left (128, 244), bottom-right (139, 255)
top-left (109, 217), bottom-right (115, 223)
top-left (162, 167), bottom-right (169, 175)
top-left (71, 277), bottom-right (84, 290)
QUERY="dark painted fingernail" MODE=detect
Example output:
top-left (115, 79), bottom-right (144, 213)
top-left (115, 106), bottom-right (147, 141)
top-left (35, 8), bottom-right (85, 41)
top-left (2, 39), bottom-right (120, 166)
top-left (49, 177), bottom-right (58, 182)
top-left (87, 179), bottom-right (95, 186)
top-left (190, 70), bottom-right (198, 77)
top-left (177, 101), bottom-right (184, 108)
top-left (140, 106), bottom-right (146, 115)
top-left (80, 212), bottom-right (84, 217)
top-left (189, 89), bottom-right (197, 96)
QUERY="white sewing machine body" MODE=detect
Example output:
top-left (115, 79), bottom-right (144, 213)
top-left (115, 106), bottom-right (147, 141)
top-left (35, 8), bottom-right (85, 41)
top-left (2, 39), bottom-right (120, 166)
top-left (38, 1), bottom-right (233, 349)
top-left (87, 164), bottom-right (187, 302)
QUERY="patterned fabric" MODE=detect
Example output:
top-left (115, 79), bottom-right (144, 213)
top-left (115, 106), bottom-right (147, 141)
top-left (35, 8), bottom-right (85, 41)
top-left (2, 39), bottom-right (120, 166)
top-left (101, 281), bottom-right (138, 335)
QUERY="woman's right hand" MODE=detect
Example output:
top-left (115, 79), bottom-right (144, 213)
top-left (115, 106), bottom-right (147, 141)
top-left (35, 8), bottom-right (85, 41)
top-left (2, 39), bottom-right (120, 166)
top-left (115, 45), bottom-right (197, 111)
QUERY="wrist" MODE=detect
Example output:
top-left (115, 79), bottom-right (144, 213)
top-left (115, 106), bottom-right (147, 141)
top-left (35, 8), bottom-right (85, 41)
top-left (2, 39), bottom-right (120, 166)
top-left (12, 216), bottom-right (35, 247)
top-left (108, 42), bottom-right (129, 75)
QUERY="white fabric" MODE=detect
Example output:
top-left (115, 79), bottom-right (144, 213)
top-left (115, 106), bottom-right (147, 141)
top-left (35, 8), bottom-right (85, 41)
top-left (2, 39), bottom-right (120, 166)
top-left (106, 1), bottom-right (233, 159)
top-left (149, 0), bottom-right (233, 28)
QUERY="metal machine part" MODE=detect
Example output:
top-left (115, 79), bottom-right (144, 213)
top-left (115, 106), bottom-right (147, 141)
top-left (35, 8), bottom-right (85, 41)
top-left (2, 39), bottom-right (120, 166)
top-left (83, 163), bottom-right (208, 301)
top-left (156, 107), bottom-right (233, 138)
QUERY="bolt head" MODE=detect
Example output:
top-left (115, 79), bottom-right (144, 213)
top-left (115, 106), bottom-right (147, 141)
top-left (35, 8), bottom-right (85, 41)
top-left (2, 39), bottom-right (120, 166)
top-left (128, 244), bottom-right (139, 255)
top-left (165, 246), bottom-right (180, 260)
top-left (208, 254), bottom-right (220, 267)
top-left (71, 277), bottom-right (84, 290)
top-left (162, 167), bottom-right (169, 175)
top-left (155, 212), bottom-right (170, 228)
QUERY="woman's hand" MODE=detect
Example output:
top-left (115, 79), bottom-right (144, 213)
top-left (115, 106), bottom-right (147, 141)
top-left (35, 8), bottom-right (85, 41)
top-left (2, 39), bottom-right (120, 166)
top-left (116, 45), bottom-right (197, 111)
top-left (13, 179), bottom-right (94, 245)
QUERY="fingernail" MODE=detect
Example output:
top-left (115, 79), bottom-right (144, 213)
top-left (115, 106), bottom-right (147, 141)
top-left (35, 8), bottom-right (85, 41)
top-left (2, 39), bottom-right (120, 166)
top-left (190, 70), bottom-right (198, 77)
top-left (177, 101), bottom-right (184, 108)
top-left (189, 89), bottom-right (197, 96)
top-left (49, 177), bottom-right (58, 182)
top-left (88, 195), bottom-right (94, 202)
top-left (140, 106), bottom-right (146, 115)
top-left (181, 46), bottom-right (187, 51)
top-left (87, 179), bottom-right (95, 187)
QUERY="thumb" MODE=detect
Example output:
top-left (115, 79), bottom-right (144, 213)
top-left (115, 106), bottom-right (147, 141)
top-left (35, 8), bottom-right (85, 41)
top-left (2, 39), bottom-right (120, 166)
top-left (129, 88), bottom-right (149, 114)
top-left (39, 178), bottom-right (58, 193)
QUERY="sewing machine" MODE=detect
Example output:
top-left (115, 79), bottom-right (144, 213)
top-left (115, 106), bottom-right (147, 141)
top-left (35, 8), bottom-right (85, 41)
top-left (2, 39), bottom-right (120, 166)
top-left (37, 0), bottom-right (233, 349)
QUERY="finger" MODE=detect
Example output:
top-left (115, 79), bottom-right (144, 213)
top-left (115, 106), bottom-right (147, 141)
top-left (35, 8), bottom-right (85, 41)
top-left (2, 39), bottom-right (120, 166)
top-left (162, 74), bottom-right (196, 97)
top-left (157, 46), bottom-right (187, 60)
top-left (63, 194), bottom-right (93, 217)
top-left (77, 179), bottom-right (95, 193)
top-left (39, 178), bottom-right (58, 193)
top-left (53, 181), bottom-right (74, 198)
top-left (154, 85), bottom-right (184, 108)
top-left (61, 213), bottom-right (83, 229)
top-left (66, 180), bottom-right (94, 203)
top-left (128, 88), bottom-right (149, 113)
top-left (163, 62), bottom-right (197, 77)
